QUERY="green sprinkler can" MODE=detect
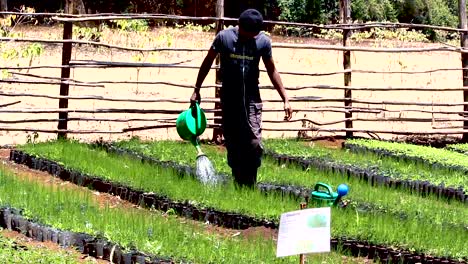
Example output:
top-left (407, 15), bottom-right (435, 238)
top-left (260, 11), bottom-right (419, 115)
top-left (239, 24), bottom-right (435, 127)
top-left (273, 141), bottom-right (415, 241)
top-left (310, 182), bottom-right (339, 207)
top-left (176, 103), bottom-right (207, 155)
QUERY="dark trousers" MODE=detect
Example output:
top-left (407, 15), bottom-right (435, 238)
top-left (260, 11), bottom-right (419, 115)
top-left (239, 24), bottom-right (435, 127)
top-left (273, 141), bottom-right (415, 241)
top-left (223, 102), bottom-right (263, 188)
top-left (232, 166), bottom-right (258, 187)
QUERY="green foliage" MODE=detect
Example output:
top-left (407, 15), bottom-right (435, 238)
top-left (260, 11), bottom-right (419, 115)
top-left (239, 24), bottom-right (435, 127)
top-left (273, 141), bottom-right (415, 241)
top-left (73, 26), bottom-right (103, 42)
top-left (0, 233), bottom-right (85, 263)
top-left (112, 19), bottom-right (149, 32)
top-left (175, 22), bottom-right (215, 32)
top-left (447, 143), bottom-right (468, 154)
top-left (114, 139), bottom-right (467, 230)
top-left (1, 43), bottom-right (44, 70)
top-left (0, 166), bottom-right (312, 263)
top-left (350, 28), bottom-right (429, 42)
top-left (277, 0), bottom-right (338, 24)
top-left (18, 140), bottom-right (468, 258)
top-left (347, 138), bottom-right (468, 176)
top-left (265, 138), bottom-right (467, 189)
top-left (21, 43), bottom-right (43, 60)
top-left (274, 0), bottom-right (461, 41)
top-left (352, 0), bottom-right (397, 22)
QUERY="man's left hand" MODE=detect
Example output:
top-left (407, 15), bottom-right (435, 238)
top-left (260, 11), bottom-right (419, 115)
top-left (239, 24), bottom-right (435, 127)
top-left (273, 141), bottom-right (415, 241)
top-left (284, 101), bottom-right (292, 121)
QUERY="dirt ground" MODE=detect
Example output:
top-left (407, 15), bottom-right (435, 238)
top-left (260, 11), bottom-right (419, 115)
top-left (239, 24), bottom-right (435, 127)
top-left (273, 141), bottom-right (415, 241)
top-left (0, 25), bottom-right (464, 145)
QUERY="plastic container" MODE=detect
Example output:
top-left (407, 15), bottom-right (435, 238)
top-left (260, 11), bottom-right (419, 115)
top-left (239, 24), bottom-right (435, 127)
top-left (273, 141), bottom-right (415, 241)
top-left (310, 182), bottom-right (339, 207)
top-left (176, 103), bottom-right (207, 143)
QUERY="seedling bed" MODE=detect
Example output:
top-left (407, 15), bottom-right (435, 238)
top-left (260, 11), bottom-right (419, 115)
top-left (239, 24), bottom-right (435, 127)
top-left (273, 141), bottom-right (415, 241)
top-left (10, 149), bottom-right (278, 230)
top-left (110, 139), bottom-right (467, 229)
top-left (97, 142), bottom-right (313, 200)
top-left (4, 196), bottom-right (464, 264)
top-left (0, 232), bottom-right (87, 263)
top-left (265, 150), bottom-right (466, 202)
top-left (345, 140), bottom-right (468, 177)
top-left (99, 143), bottom-right (467, 230)
top-left (264, 139), bottom-right (467, 196)
top-left (12, 144), bottom-right (468, 262)
top-left (447, 144), bottom-right (468, 155)
top-left (0, 207), bottom-right (173, 264)
top-left (3, 162), bottom-right (392, 264)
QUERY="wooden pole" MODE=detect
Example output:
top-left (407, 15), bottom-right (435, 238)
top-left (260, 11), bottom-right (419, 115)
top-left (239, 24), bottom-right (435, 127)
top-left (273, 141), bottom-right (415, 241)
top-left (212, 0), bottom-right (224, 144)
top-left (57, 22), bottom-right (73, 140)
top-left (299, 202), bottom-right (307, 264)
top-left (342, 0), bottom-right (353, 138)
top-left (460, 0), bottom-right (468, 142)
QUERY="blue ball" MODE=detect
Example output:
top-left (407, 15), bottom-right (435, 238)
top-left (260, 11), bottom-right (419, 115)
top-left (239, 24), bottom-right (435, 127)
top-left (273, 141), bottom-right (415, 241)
top-left (337, 184), bottom-right (349, 196)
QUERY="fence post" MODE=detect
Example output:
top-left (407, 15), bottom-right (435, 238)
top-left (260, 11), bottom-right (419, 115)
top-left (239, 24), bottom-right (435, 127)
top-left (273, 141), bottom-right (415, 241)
top-left (57, 22), bottom-right (73, 140)
top-left (341, 0), bottom-right (353, 138)
top-left (460, 0), bottom-right (468, 141)
top-left (212, 0), bottom-right (224, 143)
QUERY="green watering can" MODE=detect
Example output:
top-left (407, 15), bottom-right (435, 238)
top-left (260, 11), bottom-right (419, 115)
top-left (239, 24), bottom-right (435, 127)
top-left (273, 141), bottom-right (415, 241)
top-left (310, 182), bottom-right (349, 207)
top-left (176, 103), bottom-right (207, 156)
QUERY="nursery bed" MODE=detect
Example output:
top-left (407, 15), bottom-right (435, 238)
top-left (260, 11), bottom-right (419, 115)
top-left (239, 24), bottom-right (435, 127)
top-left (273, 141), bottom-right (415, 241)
top-left (107, 139), bottom-right (468, 228)
top-left (263, 139), bottom-right (467, 201)
top-left (0, 163), bottom-right (343, 264)
top-left (10, 142), bottom-right (468, 261)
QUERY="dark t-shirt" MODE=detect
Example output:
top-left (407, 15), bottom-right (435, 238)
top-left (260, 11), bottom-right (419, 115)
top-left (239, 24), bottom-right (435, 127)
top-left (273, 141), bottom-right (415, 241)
top-left (211, 27), bottom-right (272, 104)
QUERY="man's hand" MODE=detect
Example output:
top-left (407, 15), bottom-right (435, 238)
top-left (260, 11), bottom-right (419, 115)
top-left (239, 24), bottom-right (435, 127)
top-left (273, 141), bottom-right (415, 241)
top-left (190, 88), bottom-right (201, 106)
top-left (284, 101), bottom-right (292, 121)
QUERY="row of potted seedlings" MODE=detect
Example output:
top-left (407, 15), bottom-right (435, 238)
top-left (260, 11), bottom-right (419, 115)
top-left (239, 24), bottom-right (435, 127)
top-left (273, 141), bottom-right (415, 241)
top-left (12, 140), bottom-right (466, 262)
top-left (0, 208), bottom-right (171, 264)
top-left (344, 139), bottom-right (468, 175)
top-left (108, 138), bottom-right (467, 229)
top-left (261, 139), bottom-right (466, 202)
top-left (2, 164), bottom-right (340, 263)
top-left (98, 141), bottom-right (466, 231)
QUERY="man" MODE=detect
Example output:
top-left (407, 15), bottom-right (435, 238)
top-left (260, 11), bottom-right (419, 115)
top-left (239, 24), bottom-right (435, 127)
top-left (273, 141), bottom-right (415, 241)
top-left (191, 9), bottom-right (292, 187)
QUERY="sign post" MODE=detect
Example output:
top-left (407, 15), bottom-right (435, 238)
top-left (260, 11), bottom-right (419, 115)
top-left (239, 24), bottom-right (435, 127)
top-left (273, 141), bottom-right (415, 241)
top-left (276, 206), bottom-right (331, 261)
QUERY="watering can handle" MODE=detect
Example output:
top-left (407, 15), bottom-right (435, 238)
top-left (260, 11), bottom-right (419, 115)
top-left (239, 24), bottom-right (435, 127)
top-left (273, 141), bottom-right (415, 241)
top-left (314, 182), bottom-right (333, 195)
top-left (191, 102), bottom-right (202, 134)
top-left (196, 103), bottom-right (202, 133)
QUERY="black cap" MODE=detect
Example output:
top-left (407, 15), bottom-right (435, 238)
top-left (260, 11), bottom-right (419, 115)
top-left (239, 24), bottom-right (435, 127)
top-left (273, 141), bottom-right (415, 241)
top-left (239, 9), bottom-right (263, 33)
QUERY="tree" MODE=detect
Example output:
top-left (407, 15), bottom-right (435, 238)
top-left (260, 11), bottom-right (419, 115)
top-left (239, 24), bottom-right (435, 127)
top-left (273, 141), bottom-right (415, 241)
top-left (0, 0), bottom-right (7, 11)
top-left (65, 0), bottom-right (86, 14)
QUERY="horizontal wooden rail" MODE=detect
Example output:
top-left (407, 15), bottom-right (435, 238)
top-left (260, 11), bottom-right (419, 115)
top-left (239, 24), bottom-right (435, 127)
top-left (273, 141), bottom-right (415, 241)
top-left (0, 79), bottom-right (104, 87)
top-left (2, 37), bottom-right (464, 54)
top-left (0, 117), bottom-right (180, 124)
top-left (0, 37), bottom-right (208, 52)
top-left (0, 101), bottom-right (21, 108)
top-left (261, 127), bottom-right (468, 135)
top-left (0, 127), bottom-right (124, 134)
top-left (260, 85), bottom-right (468, 91)
top-left (1, 12), bottom-right (465, 33)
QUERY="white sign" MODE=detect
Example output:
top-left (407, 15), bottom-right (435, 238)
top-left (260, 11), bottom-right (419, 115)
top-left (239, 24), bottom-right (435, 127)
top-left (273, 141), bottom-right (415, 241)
top-left (276, 207), bottom-right (331, 257)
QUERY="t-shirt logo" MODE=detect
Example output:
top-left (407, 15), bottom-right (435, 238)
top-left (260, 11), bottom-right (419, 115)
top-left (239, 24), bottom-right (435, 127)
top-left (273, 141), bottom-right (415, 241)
top-left (229, 53), bottom-right (254, 60)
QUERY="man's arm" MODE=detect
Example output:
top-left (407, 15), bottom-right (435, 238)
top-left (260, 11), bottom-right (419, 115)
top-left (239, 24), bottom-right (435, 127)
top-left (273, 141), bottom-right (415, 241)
top-left (263, 56), bottom-right (293, 120)
top-left (191, 47), bottom-right (218, 105)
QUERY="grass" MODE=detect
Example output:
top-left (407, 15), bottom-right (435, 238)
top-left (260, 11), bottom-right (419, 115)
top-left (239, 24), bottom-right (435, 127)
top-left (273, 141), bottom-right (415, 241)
top-left (0, 162), bottom-right (366, 263)
top-left (446, 143), bottom-right (468, 154)
top-left (265, 139), bottom-right (468, 190)
top-left (113, 138), bottom-right (468, 229)
top-left (0, 232), bottom-right (87, 264)
top-left (17, 140), bottom-right (468, 259)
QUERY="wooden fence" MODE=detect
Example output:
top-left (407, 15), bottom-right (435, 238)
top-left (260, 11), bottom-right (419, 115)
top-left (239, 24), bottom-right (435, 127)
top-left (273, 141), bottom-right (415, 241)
top-left (2, 1), bottom-right (468, 144)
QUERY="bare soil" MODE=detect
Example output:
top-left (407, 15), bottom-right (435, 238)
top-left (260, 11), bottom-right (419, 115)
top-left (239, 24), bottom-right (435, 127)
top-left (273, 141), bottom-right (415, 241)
top-left (0, 25), bottom-right (464, 146)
